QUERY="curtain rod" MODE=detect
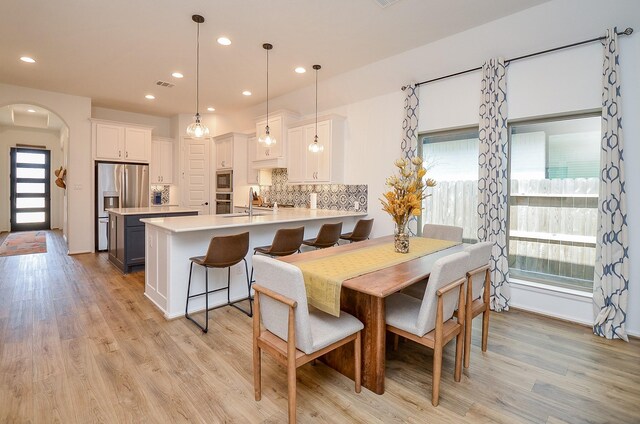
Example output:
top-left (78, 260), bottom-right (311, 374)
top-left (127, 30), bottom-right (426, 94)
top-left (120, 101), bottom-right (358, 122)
top-left (401, 27), bottom-right (634, 91)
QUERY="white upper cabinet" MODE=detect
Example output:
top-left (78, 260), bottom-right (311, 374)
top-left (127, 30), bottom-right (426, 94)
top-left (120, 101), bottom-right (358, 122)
top-left (247, 136), bottom-right (273, 186)
top-left (253, 110), bottom-right (299, 169)
top-left (286, 115), bottom-right (345, 184)
top-left (215, 135), bottom-right (234, 169)
top-left (150, 138), bottom-right (174, 184)
top-left (92, 119), bottom-right (152, 163)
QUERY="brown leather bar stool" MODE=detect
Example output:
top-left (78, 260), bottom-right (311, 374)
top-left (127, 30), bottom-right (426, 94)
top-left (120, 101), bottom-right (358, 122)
top-left (339, 218), bottom-right (374, 243)
top-left (185, 232), bottom-right (252, 333)
top-left (249, 226), bottom-right (305, 285)
top-left (302, 222), bottom-right (343, 249)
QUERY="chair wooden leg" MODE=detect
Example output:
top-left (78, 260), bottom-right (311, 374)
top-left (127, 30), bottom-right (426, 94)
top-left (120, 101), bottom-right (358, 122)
top-left (354, 332), bottom-right (362, 393)
top-left (482, 307), bottom-right (490, 352)
top-left (393, 334), bottom-right (399, 352)
top-left (432, 344), bottom-right (442, 407)
top-left (454, 329), bottom-right (463, 382)
top-left (287, 357), bottom-right (297, 424)
top-left (464, 312), bottom-right (472, 368)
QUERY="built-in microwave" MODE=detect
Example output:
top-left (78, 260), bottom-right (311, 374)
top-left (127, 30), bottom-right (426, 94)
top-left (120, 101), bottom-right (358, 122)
top-left (216, 170), bottom-right (233, 192)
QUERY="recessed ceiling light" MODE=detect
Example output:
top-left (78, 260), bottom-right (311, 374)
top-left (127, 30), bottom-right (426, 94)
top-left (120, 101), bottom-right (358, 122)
top-left (171, 72), bottom-right (184, 78)
top-left (217, 37), bottom-right (231, 46)
top-left (207, 107), bottom-right (215, 112)
top-left (294, 67), bottom-right (306, 74)
top-left (27, 108), bottom-right (36, 113)
top-left (20, 56), bottom-right (36, 63)
top-left (242, 91), bottom-right (252, 96)
top-left (145, 94), bottom-right (155, 100)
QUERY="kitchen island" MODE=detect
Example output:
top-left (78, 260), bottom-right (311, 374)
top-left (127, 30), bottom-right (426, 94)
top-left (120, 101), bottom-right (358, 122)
top-left (106, 206), bottom-right (198, 273)
top-left (142, 208), bottom-right (367, 319)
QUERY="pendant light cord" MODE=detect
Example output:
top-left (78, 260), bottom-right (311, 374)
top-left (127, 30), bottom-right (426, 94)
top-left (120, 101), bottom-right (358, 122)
top-left (196, 21), bottom-right (200, 115)
top-left (315, 67), bottom-right (318, 139)
top-left (266, 47), bottom-right (269, 122)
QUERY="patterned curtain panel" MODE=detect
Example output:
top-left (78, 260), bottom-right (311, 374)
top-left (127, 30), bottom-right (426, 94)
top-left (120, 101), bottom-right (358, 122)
top-left (402, 83), bottom-right (420, 235)
top-left (477, 57), bottom-right (510, 312)
top-left (593, 28), bottom-right (629, 341)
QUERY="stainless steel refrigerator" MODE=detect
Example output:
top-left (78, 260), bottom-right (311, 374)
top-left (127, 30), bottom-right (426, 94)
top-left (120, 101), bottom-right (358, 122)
top-left (96, 162), bottom-right (149, 251)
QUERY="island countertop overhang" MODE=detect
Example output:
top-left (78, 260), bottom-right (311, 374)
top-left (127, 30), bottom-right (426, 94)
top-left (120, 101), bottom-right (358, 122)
top-left (140, 208), bottom-right (368, 233)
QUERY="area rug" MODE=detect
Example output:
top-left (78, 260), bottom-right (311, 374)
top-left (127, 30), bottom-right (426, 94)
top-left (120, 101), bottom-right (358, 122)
top-left (0, 231), bottom-right (47, 257)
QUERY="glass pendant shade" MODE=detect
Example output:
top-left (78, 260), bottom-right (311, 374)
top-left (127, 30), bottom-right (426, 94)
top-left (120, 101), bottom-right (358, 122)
top-left (260, 125), bottom-right (276, 146)
top-left (186, 113), bottom-right (209, 139)
top-left (308, 135), bottom-right (324, 153)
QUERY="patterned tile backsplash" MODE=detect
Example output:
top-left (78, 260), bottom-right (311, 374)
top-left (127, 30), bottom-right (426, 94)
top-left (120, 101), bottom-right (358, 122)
top-left (150, 185), bottom-right (171, 205)
top-left (260, 169), bottom-right (367, 212)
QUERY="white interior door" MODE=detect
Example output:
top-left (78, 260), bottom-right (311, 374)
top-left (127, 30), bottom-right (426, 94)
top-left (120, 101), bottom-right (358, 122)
top-left (182, 137), bottom-right (211, 215)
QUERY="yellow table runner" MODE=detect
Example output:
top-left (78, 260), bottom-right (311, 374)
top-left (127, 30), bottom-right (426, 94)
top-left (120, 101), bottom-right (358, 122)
top-left (295, 237), bottom-right (460, 316)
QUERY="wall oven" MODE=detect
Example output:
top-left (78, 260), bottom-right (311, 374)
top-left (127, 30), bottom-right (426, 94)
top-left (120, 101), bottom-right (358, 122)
top-left (215, 193), bottom-right (233, 215)
top-left (216, 170), bottom-right (233, 192)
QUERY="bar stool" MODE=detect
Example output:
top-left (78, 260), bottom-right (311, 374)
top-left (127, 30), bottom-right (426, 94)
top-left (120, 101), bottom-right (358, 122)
top-left (302, 222), bottom-right (343, 249)
top-left (339, 218), bottom-right (374, 243)
top-left (249, 226), bottom-right (305, 285)
top-left (185, 232), bottom-right (252, 333)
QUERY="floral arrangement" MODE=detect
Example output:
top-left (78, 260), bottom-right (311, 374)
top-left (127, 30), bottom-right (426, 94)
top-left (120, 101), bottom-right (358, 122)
top-left (380, 156), bottom-right (436, 234)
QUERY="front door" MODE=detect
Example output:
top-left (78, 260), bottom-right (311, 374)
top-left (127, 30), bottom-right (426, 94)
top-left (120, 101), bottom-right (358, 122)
top-left (10, 147), bottom-right (51, 232)
top-left (182, 137), bottom-right (211, 215)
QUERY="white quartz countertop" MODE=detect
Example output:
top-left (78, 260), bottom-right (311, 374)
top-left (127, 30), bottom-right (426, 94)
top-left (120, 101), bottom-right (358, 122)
top-left (140, 208), bottom-right (367, 233)
top-left (106, 206), bottom-right (198, 216)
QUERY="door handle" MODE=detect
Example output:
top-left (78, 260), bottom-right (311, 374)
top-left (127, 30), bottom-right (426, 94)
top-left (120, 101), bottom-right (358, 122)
top-left (202, 202), bottom-right (209, 206)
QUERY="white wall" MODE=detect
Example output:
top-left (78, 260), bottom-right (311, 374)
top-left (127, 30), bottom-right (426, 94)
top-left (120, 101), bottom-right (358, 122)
top-left (0, 126), bottom-right (65, 231)
top-left (92, 106), bottom-right (171, 138)
top-left (228, 0), bottom-right (640, 335)
top-left (0, 83), bottom-right (92, 254)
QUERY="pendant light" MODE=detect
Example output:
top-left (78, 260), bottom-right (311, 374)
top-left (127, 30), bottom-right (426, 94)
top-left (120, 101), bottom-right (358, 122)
top-left (186, 14), bottom-right (209, 139)
top-left (308, 64), bottom-right (324, 153)
top-left (258, 43), bottom-right (275, 146)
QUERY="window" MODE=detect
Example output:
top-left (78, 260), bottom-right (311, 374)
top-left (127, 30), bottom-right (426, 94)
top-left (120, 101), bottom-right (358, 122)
top-left (509, 116), bottom-right (600, 291)
top-left (421, 114), bottom-right (600, 292)
top-left (422, 130), bottom-right (479, 243)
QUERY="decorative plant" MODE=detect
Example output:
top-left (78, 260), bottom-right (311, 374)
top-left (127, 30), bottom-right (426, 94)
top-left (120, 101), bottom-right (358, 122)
top-left (380, 157), bottom-right (436, 233)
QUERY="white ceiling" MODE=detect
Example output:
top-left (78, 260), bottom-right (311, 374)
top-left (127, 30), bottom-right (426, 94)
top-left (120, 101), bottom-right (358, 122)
top-left (0, 0), bottom-right (548, 117)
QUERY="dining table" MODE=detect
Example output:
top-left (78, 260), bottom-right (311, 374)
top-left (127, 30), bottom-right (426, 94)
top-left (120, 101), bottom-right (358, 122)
top-left (280, 235), bottom-right (467, 395)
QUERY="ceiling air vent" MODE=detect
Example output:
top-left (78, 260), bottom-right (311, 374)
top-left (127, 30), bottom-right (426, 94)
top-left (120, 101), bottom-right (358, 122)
top-left (372, 0), bottom-right (401, 8)
top-left (155, 80), bottom-right (175, 88)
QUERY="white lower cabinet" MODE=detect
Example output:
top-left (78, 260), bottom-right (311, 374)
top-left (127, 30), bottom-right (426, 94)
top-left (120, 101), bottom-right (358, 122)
top-left (286, 116), bottom-right (344, 184)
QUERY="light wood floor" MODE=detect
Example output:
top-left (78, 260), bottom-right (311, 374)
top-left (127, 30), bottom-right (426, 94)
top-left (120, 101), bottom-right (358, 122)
top-left (1, 230), bottom-right (639, 423)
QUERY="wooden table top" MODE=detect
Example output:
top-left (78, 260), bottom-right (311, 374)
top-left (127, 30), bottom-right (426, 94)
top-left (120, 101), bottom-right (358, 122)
top-left (280, 236), bottom-right (467, 298)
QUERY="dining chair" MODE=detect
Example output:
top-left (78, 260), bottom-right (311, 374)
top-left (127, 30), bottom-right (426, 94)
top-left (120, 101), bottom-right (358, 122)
top-left (302, 222), bottom-right (343, 249)
top-left (402, 224), bottom-right (464, 299)
top-left (463, 241), bottom-right (493, 368)
top-left (252, 255), bottom-right (363, 423)
top-left (339, 218), bottom-right (374, 243)
top-left (385, 251), bottom-right (469, 406)
top-left (185, 232), bottom-right (252, 333)
top-left (422, 223), bottom-right (464, 242)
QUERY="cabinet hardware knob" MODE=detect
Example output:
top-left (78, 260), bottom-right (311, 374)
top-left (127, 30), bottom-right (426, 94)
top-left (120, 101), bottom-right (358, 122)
top-left (119, 150), bottom-right (122, 157)
top-left (126, 151), bottom-right (128, 158)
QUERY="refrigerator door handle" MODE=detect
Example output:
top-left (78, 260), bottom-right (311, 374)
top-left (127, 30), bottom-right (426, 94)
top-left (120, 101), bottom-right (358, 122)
top-left (123, 168), bottom-right (128, 207)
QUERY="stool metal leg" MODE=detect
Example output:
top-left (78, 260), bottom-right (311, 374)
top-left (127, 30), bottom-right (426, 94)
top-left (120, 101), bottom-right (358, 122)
top-left (185, 262), bottom-right (210, 333)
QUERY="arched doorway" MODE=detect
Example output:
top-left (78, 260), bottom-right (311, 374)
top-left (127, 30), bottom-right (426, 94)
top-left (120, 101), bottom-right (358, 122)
top-left (0, 103), bottom-right (69, 242)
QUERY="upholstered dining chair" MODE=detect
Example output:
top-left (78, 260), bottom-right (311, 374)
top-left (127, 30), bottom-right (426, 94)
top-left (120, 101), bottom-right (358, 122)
top-left (386, 251), bottom-right (469, 406)
top-left (251, 255), bottom-right (363, 423)
top-left (463, 241), bottom-right (493, 368)
top-left (422, 223), bottom-right (464, 242)
top-left (339, 218), bottom-right (374, 243)
top-left (302, 222), bottom-right (343, 249)
top-left (402, 224), bottom-right (464, 299)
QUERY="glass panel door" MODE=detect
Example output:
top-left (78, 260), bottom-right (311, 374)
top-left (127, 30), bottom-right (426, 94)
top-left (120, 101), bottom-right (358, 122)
top-left (10, 147), bottom-right (51, 232)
